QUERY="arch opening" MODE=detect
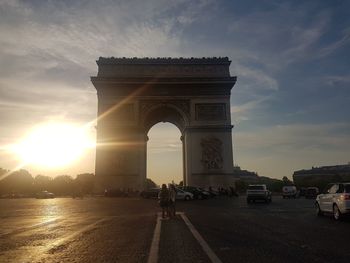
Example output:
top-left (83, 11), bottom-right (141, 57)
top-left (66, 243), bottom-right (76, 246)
top-left (146, 122), bottom-right (183, 187)
top-left (142, 105), bottom-right (188, 135)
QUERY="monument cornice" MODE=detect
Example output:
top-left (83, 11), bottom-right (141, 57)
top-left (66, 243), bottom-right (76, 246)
top-left (93, 79), bottom-right (234, 96)
top-left (94, 57), bottom-right (234, 78)
top-left (96, 56), bottom-right (231, 65)
top-left (91, 77), bottom-right (237, 91)
top-left (184, 125), bottom-right (234, 132)
top-left (91, 76), bottom-right (236, 82)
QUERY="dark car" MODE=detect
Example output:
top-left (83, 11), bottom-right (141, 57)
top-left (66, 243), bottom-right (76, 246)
top-left (246, 184), bottom-right (272, 203)
top-left (299, 187), bottom-right (307, 197)
top-left (140, 188), bottom-right (160, 199)
top-left (180, 186), bottom-right (210, 200)
top-left (206, 187), bottom-right (219, 198)
top-left (305, 187), bottom-right (319, 199)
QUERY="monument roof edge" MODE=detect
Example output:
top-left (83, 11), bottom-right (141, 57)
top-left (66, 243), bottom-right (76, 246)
top-left (90, 76), bottom-right (237, 83)
top-left (96, 57), bottom-right (232, 65)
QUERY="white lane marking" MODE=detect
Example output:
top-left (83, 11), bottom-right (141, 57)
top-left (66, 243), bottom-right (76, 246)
top-left (179, 212), bottom-right (223, 263)
top-left (147, 212), bottom-right (162, 263)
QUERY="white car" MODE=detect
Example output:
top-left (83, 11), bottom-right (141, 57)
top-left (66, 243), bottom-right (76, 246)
top-left (246, 184), bottom-right (272, 203)
top-left (282, 186), bottom-right (297, 198)
top-left (175, 188), bottom-right (193, 201)
top-left (316, 183), bottom-right (350, 220)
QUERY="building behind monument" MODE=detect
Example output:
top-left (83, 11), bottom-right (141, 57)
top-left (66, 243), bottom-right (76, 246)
top-left (293, 163), bottom-right (350, 190)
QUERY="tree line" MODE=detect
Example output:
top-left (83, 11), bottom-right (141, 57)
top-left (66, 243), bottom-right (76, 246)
top-left (0, 168), bottom-right (94, 197)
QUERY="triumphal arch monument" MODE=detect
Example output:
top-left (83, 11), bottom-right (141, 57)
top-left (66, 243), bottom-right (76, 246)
top-left (91, 57), bottom-right (237, 191)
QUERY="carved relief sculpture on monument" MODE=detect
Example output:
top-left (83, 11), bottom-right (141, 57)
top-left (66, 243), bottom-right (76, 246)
top-left (200, 136), bottom-right (224, 170)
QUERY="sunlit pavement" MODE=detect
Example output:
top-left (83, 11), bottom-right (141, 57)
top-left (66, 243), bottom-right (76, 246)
top-left (0, 196), bottom-right (349, 263)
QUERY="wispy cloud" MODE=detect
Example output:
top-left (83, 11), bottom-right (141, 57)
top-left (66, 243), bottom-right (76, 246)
top-left (231, 64), bottom-right (278, 91)
top-left (231, 95), bottom-right (273, 123)
top-left (147, 123), bottom-right (182, 154)
top-left (317, 27), bottom-right (350, 58)
top-left (324, 74), bottom-right (350, 86)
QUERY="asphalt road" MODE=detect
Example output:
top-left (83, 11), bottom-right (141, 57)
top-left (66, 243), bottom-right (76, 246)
top-left (0, 196), bottom-right (349, 263)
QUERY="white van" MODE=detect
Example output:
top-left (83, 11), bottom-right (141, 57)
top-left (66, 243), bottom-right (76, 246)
top-left (282, 186), bottom-right (297, 198)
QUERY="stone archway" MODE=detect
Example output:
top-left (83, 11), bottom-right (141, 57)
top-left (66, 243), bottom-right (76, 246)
top-left (143, 104), bottom-right (188, 186)
top-left (91, 57), bottom-right (237, 191)
top-left (142, 102), bottom-right (189, 134)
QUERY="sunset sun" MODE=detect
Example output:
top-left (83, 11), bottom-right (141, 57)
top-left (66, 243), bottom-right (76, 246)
top-left (13, 123), bottom-right (94, 168)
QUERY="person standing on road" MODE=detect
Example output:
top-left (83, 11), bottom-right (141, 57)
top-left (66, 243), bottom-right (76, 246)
top-left (158, 184), bottom-right (169, 219)
top-left (168, 184), bottom-right (176, 218)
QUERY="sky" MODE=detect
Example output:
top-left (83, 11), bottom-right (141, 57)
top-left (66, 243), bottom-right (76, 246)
top-left (0, 0), bottom-right (349, 184)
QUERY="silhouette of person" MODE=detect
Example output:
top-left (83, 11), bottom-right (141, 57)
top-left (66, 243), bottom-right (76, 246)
top-left (168, 184), bottom-right (176, 217)
top-left (158, 184), bottom-right (169, 219)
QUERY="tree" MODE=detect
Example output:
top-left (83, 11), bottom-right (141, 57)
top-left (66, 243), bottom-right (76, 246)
top-left (33, 175), bottom-right (53, 192)
top-left (0, 169), bottom-right (33, 195)
top-left (75, 173), bottom-right (95, 194)
top-left (51, 175), bottom-right (74, 195)
top-left (282, 176), bottom-right (293, 185)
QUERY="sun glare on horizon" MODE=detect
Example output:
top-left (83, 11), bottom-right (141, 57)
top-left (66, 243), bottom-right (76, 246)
top-left (12, 123), bottom-right (95, 168)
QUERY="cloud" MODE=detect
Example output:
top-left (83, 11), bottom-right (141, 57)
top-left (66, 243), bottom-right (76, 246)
top-left (324, 74), bottom-right (350, 86)
top-left (148, 142), bottom-right (182, 154)
top-left (226, 3), bottom-right (336, 70)
top-left (231, 95), bottom-right (273, 123)
top-left (147, 123), bottom-right (182, 154)
top-left (0, 0), bottom-right (202, 134)
top-left (317, 27), bottom-right (350, 58)
top-left (231, 64), bottom-right (278, 91)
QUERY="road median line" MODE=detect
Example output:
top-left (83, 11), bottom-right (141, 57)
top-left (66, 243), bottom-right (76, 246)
top-left (179, 212), bottom-right (223, 263)
top-left (147, 212), bottom-right (162, 263)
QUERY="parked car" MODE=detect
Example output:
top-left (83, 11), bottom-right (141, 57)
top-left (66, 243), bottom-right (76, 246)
top-left (36, 191), bottom-right (55, 199)
top-left (316, 183), bottom-right (350, 220)
top-left (282, 186), bottom-right (297, 199)
top-left (175, 188), bottom-right (193, 201)
top-left (180, 186), bottom-right (210, 199)
top-left (305, 187), bottom-right (319, 199)
top-left (246, 184), bottom-right (272, 203)
top-left (140, 188), bottom-right (160, 199)
top-left (207, 187), bottom-right (219, 197)
top-left (299, 187), bottom-right (307, 197)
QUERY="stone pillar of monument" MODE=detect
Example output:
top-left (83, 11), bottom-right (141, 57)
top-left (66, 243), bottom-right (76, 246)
top-left (182, 97), bottom-right (236, 188)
